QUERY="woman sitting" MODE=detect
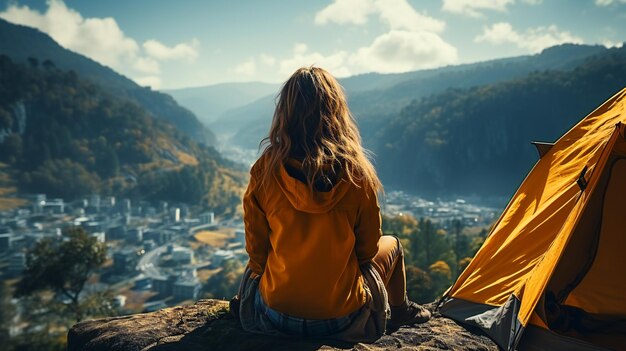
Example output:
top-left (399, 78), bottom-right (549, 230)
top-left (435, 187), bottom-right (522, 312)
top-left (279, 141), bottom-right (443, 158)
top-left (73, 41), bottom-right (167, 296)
top-left (233, 66), bottom-right (430, 342)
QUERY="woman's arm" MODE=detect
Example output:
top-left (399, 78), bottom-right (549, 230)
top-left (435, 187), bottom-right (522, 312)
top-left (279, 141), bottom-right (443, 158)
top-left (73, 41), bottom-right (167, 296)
top-left (354, 188), bottom-right (382, 264)
top-left (243, 174), bottom-right (271, 275)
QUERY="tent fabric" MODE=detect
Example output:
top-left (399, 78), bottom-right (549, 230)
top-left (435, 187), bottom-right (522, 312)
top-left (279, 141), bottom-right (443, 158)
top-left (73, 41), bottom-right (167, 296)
top-left (516, 325), bottom-right (609, 351)
top-left (439, 296), bottom-right (522, 350)
top-left (564, 159), bottom-right (626, 315)
top-left (531, 141), bottom-right (554, 158)
top-left (439, 87), bottom-right (626, 351)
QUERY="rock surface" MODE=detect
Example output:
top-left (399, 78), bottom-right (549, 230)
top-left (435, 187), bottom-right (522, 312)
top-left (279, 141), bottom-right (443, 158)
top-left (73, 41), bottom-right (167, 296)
top-left (67, 299), bottom-right (498, 351)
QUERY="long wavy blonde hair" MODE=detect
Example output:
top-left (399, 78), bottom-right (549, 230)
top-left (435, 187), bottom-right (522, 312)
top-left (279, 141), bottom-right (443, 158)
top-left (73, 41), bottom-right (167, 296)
top-left (259, 66), bottom-right (382, 194)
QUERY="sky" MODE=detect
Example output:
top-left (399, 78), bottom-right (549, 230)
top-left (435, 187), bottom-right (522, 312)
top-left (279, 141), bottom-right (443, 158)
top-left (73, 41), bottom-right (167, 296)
top-left (1, 0), bottom-right (625, 90)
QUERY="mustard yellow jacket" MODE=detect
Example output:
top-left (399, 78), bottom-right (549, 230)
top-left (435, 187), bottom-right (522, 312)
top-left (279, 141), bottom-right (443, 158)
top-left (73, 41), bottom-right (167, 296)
top-left (243, 156), bottom-right (382, 319)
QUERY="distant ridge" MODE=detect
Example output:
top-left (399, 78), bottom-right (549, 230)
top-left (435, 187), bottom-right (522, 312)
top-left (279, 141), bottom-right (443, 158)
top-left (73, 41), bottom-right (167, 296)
top-left (0, 18), bottom-right (216, 145)
top-left (222, 43), bottom-right (609, 149)
top-left (166, 82), bottom-right (279, 125)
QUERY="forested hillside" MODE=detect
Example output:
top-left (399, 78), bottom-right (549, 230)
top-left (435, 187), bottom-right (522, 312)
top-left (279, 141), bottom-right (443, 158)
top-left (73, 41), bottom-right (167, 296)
top-left (225, 44), bottom-right (608, 149)
top-left (0, 55), bottom-right (244, 211)
top-left (376, 47), bottom-right (626, 197)
top-left (0, 19), bottom-right (215, 145)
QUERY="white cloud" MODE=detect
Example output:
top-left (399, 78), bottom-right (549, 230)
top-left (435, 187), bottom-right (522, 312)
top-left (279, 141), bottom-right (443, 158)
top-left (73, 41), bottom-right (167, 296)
top-left (602, 40), bottom-right (624, 48)
top-left (143, 39), bottom-right (199, 62)
top-left (0, 0), bottom-right (199, 89)
top-left (278, 43), bottom-right (351, 77)
top-left (475, 22), bottom-right (583, 53)
top-left (595, 0), bottom-right (626, 6)
top-left (314, 0), bottom-right (375, 26)
top-left (132, 57), bottom-right (160, 75)
top-left (239, 30), bottom-right (458, 79)
top-left (350, 30), bottom-right (457, 73)
top-left (259, 54), bottom-right (277, 66)
top-left (234, 58), bottom-right (257, 76)
top-left (442, 0), bottom-right (514, 17)
top-left (134, 76), bottom-right (162, 89)
top-left (296, 0), bottom-right (456, 76)
top-left (315, 0), bottom-right (445, 32)
top-left (377, 0), bottom-right (445, 32)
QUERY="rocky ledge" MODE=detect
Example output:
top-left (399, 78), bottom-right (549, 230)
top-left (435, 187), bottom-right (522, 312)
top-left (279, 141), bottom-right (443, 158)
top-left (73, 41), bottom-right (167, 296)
top-left (67, 299), bottom-right (498, 351)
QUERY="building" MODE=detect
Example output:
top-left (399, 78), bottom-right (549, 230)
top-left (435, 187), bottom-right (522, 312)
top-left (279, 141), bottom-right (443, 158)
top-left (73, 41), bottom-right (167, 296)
top-left (8, 252), bottom-right (26, 277)
top-left (152, 275), bottom-right (177, 296)
top-left (42, 199), bottom-right (65, 214)
top-left (143, 230), bottom-right (171, 245)
top-left (151, 274), bottom-right (200, 301)
top-left (134, 277), bottom-right (152, 290)
top-left (103, 196), bottom-right (116, 208)
top-left (0, 226), bottom-right (12, 251)
top-left (31, 194), bottom-right (46, 213)
top-left (90, 194), bottom-right (101, 209)
top-left (113, 249), bottom-right (138, 274)
top-left (172, 247), bottom-right (193, 264)
top-left (211, 249), bottom-right (235, 268)
top-left (0, 233), bottom-right (13, 252)
top-left (91, 232), bottom-right (106, 243)
top-left (119, 199), bottom-right (132, 214)
top-left (107, 225), bottom-right (126, 241)
top-left (173, 279), bottom-right (201, 301)
top-left (143, 239), bottom-right (156, 251)
top-left (171, 208), bottom-right (180, 222)
top-left (199, 212), bottom-right (215, 225)
top-left (126, 227), bottom-right (144, 244)
top-left (180, 205), bottom-right (190, 219)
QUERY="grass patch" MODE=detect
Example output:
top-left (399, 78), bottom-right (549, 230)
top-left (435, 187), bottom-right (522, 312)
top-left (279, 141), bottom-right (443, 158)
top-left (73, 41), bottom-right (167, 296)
top-left (194, 230), bottom-right (232, 248)
top-left (174, 150), bottom-right (198, 166)
top-left (0, 197), bottom-right (27, 211)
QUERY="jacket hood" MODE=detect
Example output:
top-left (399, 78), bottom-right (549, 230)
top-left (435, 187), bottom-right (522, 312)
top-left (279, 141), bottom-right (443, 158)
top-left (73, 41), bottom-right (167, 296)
top-left (274, 158), bottom-right (350, 214)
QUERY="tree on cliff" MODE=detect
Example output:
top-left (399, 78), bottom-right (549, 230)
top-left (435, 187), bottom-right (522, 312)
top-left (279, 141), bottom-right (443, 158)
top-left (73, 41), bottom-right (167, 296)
top-left (15, 226), bottom-right (108, 322)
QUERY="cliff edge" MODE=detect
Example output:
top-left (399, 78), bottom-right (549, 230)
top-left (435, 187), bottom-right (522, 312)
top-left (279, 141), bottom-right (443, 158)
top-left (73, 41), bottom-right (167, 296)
top-left (67, 299), bottom-right (498, 351)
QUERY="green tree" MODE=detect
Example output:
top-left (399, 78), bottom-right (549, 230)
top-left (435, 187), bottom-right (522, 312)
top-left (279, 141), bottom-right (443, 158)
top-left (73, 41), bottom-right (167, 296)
top-left (429, 260), bottom-right (453, 298)
top-left (42, 59), bottom-right (56, 70)
top-left (405, 265), bottom-right (433, 304)
top-left (27, 57), bottom-right (38, 68)
top-left (15, 227), bottom-right (107, 322)
top-left (0, 134), bottom-right (22, 164)
top-left (98, 146), bottom-right (120, 178)
top-left (453, 219), bottom-right (463, 275)
top-left (0, 107), bottom-right (11, 129)
top-left (24, 159), bottom-right (100, 199)
top-left (421, 219), bottom-right (434, 267)
top-left (382, 214), bottom-right (418, 237)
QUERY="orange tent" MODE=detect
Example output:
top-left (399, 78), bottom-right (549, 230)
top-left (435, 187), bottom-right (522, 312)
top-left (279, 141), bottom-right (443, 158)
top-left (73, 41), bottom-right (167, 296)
top-left (439, 88), bottom-right (626, 351)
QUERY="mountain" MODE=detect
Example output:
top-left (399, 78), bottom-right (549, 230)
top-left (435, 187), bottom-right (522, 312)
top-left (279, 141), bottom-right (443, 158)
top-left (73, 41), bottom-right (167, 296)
top-left (0, 55), bottom-right (245, 211)
top-left (375, 46), bottom-right (626, 198)
top-left (166, 82), bottom-right (279, 125)
top-left (221, 44), bottom-right (609, 149)
top-left (212, 94), bottom-right (277, 141)
top-left (0, 18), bottom-right (215, 145)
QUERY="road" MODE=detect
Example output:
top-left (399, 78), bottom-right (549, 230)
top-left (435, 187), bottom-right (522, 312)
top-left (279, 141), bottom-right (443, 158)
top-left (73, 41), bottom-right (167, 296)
top-left (136, 245), bottom-right (168, 278)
